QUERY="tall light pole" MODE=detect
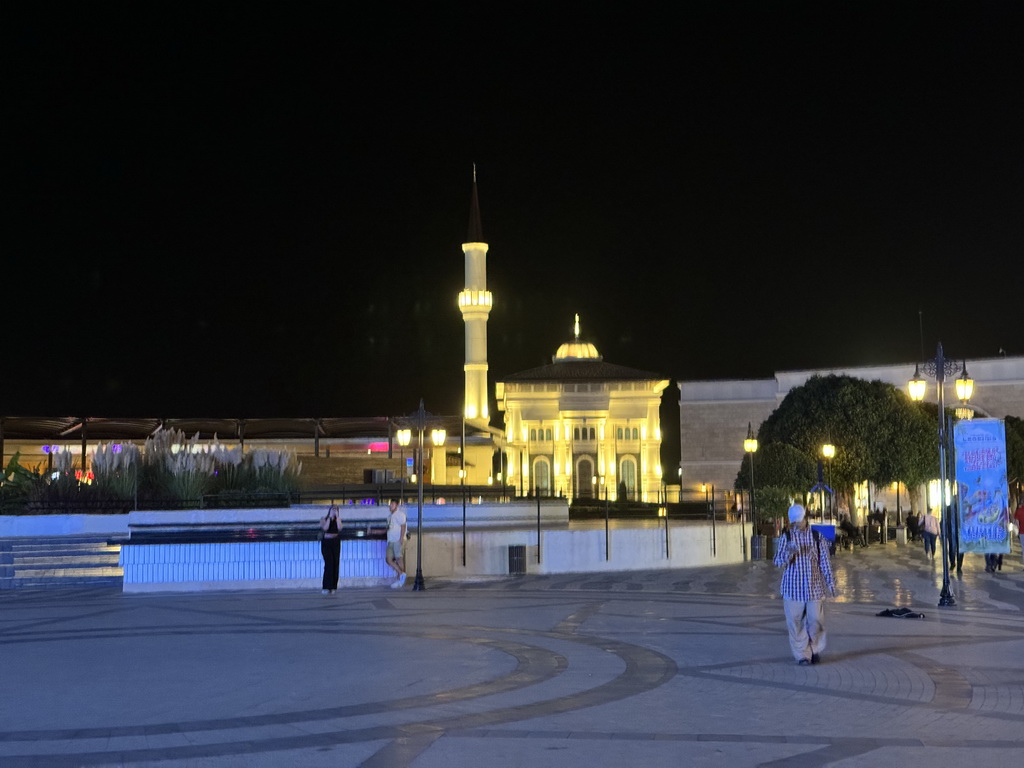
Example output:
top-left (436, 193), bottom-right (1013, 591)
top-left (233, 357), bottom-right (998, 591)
top-left (744, 422), bottom-right (758, 558)
top-left (908, 344), bottom-right (974, 607)
top-left (405, 400), bottom-right (446, 592)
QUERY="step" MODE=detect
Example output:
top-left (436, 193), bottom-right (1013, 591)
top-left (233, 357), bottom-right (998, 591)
top-left (13, 565), bottom-right (124, 578)
top-left (14, 557), bottom-right (120, 569)
top-left (0, 536), bottom-right (125, 590)
top-left (2, 576), bottom-right (124, 589)
top-left (10, 541), bottom-right (122, 552)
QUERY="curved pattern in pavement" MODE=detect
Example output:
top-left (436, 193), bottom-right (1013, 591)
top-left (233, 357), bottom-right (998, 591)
top-left (1, 541), bottom-right (1023, 767)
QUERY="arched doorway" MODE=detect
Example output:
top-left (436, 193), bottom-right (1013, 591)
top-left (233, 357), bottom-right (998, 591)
top-left (533, 457), bottom-right (551, 497)
top-left (619, 456), bottom-right (637, 501)
top-left (576, 457), bottom-right (595, 499)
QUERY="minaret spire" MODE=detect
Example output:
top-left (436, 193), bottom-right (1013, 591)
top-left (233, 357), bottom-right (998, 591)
top-left (459, 165), bottom-right (492, 426)
top-left (467, 162), bottom-right (483, 243)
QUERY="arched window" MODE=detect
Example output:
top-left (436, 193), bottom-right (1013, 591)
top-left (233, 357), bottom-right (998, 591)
top-left (616, 427), bottom-right (623, 440)
top-left (574, 427), bottom-right (580, 440)
top-left (589, 427), bottom-right (596, 440)
top-left (530, 428), bottom-right (537, 441)
top-left (545, 428), bottom-right (552, 441)
top-left (533, 458), bottom-right (551, 497)
top-left (632, 427), bottom-right (639, 440)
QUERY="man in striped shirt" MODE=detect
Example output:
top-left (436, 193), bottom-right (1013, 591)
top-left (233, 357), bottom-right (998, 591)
top-left (773, 503), bottom-right (837, 665)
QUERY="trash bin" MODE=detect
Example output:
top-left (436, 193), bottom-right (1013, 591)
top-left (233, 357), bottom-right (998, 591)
top-left (751, 535), bottom-right (767, 560)
top-left (895, 526), bottom-right (907, 546)
top-left (508, 545), bottom-right (526, 575)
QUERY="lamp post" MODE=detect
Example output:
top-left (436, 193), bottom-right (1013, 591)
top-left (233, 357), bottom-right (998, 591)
top-left (908, 343), bottom-right (973, 607)
top-left (396, 429), bottom-right (411, 500)
top-left (743, 422), bottom-right (758, 558)
top-left (822, 442), bottom-right (835, 523)
top-left (404, 400), bottom-right (446, 592)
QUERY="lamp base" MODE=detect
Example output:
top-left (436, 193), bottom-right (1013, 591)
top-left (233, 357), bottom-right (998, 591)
top-left (412, 570), bottom-right (426, 591)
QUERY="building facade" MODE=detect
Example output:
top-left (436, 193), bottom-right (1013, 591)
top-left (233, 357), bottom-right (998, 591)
top-left (496, 317), bottom-right (669, 501)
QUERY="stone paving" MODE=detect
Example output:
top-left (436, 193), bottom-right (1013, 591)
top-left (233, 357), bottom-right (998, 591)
top-left (1, 539), bottom-right (1022, 767)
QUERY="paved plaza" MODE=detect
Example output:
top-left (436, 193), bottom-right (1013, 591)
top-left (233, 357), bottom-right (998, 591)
top-left (2, 539), bottom-right (1023, 768)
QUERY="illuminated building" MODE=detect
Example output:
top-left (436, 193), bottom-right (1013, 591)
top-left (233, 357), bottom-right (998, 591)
top-left (495, 315), bottom-right (669, 501)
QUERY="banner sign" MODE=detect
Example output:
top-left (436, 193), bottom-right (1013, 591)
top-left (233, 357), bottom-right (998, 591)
top-left (954, 418), bottom-right (1011, 554)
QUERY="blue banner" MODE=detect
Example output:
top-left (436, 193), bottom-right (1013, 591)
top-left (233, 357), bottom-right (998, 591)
top-left (954, 418), bottom-right (1011, 554)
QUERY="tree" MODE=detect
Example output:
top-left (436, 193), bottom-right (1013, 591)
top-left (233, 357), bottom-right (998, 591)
top-left (735, 442), bottom-right (817, 532)
top-left (756, 374), bottom-right (936, 501)
top-left (1004, 415), bottom-right (1024, 506)
top-left (735, 442), bottom-right (816, 498)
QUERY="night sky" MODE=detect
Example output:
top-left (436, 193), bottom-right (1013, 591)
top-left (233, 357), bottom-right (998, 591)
top-left (9, 3), bottom-right (1023, 436)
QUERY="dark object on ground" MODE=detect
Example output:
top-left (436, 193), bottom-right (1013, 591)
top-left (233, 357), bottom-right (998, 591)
top-left (876, 607), bottom-right (926, 619)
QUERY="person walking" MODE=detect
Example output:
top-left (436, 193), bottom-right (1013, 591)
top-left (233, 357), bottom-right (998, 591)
top-left (773, 504), bottom-right (837, 665)
top-left (319, 504), bottom-right (342, 594)
top-left (921, 509), bottom-right (940, 559)
top-left (905, 511), bottom-right (919, 542)
top-left (385, 499), bottom-right (407, 588)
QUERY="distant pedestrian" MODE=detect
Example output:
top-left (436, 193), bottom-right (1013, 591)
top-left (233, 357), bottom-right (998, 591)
top-left (839, 512), bottom-right (863, 548)
top-left (319, 504), bottom-right (342, 594)
top-left (905, 511), bottom-right (919, 542)
top-left (921, 509), bottom-right (940, 559)
top-left (385, 499), bottom-right (407, 588)
top-left (773, 504), bottom-right (837, 665)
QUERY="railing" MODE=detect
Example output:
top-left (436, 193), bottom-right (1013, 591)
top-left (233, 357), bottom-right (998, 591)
top-left (0, 484), bottom-right (516, 515)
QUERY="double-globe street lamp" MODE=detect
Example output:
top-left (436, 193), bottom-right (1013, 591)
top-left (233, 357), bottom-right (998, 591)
top-left (908, 343), bottom-right (974, 607)
top-left (399, 400), bottom-right (446, 592)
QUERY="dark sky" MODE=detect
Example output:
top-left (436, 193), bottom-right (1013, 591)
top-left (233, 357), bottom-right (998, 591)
top-left (8, 3), bottom-right (1023, 431)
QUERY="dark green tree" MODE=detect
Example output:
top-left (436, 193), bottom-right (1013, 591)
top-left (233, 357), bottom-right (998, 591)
top-left (735, 442), bottom-right (816, 498)
top-left (1004, 415), bottom-right (1024, 506)
top-left (755, 374), bottom-right (936, 498)
top-left (735, 442), bottom-right (817, 530)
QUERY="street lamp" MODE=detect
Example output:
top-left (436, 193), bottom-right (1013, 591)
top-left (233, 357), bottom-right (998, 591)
top-left (821, 442), bottom-right (835, 522)
top-left (908, 343), bottom-right (973, 607)
top-left (402, 400), bottom-right (446, 592)
top-left (743, 422), bottom-right (758, 557)
top-left (396, 429), bottom-right (411, 498)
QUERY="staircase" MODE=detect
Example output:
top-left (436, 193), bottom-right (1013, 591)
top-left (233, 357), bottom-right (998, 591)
top-left (0, 536), bottom-right (125, 589)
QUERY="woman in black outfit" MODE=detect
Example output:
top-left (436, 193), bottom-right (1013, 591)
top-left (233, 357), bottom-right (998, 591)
top-left (320, 504), bottom-right (342, 594)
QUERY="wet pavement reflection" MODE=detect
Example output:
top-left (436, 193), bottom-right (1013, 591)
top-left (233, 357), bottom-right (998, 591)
top-left (437, 538), bottom-right (1024, 611)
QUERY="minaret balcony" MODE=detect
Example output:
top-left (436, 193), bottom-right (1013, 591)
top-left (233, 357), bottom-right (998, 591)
top-left (459, 290), bottom-right (493, 308)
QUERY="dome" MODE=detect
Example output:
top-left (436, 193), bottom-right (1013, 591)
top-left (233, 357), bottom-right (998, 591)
top-left (552, 314), bottom-right (602, 362)
top-left (554, 341), bottom-right (601, 362)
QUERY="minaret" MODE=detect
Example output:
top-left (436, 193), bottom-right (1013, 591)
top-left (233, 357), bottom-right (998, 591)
top-left (458, 165), bottom-right (492, 427)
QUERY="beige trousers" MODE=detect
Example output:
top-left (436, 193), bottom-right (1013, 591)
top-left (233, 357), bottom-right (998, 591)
top-left (783, 599), bottom-right (827, 662)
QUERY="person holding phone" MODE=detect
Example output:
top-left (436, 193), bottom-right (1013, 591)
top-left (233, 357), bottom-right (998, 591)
top-left (773, 503), bottom-right (837, 665)
top-left (320, 504), bottom-right (342, 594)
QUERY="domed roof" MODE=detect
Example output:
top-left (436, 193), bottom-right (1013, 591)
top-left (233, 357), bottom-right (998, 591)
top-left (553, 314), bottom-right (602, 362)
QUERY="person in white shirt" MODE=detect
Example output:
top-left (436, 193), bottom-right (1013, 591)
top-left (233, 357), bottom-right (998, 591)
top-left (921, 509), bottom-right (941, 559)
top-left (385, 499), bottom-right (407, 588)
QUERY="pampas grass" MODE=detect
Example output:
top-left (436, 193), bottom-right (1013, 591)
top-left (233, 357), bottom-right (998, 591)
top-left (10, 427), bottom-right (304, 512)
top-left (91, 443), bottom-right (140, 500)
